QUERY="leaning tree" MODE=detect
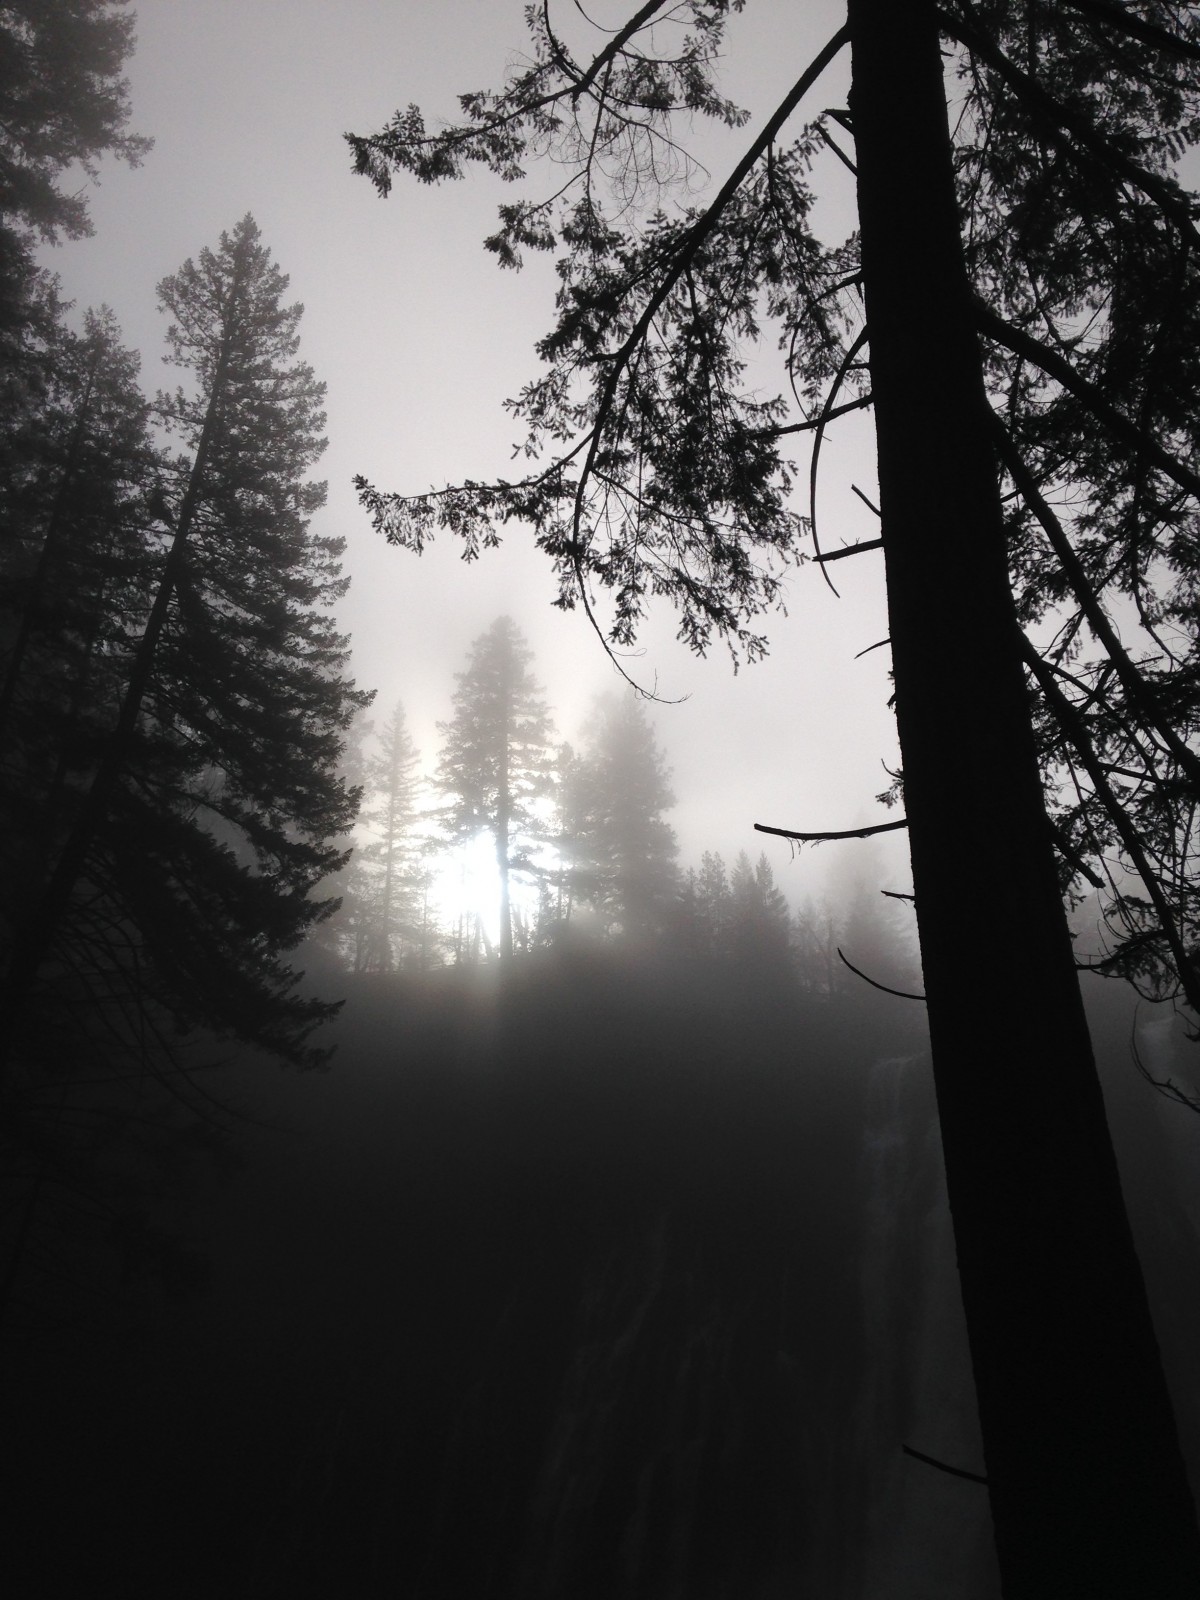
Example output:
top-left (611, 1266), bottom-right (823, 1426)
top-left (347, 3), bottom-right (1200, 1593)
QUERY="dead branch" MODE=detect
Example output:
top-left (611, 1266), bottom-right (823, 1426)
top-left (754, 818), bottom-right (908, 842)
top-left (837, 948), bottom-right (926, 1000)
top-left (815, 538), bottom-right (884, 563)
top-left (902, 1443), bottom-right (989, 1485)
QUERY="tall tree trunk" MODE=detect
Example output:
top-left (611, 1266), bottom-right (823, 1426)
top-left (846, 2), bottom-right (1200, 1593)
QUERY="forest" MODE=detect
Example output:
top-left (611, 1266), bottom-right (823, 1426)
top-left (5, 2), bottom-right (1200, 1598)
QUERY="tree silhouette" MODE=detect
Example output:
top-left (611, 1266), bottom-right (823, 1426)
top-left (437, 617), bottom-right (556, 960)
top-left (0, 0), bottom-right (149, 344)
top-left (727, 850), bottom-right (793, 976)
top-left (358, 701), bottom-right (424, 971)
top-left (1, 217), bottom-right (369, 1093)
top-left (570, 693), bottom-right (678, 941)
top-left (348, 4), bottom-right (1200, 1589)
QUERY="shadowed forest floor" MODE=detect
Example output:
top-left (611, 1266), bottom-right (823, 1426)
top-left (3, 950), bottom-right (1197, 1599)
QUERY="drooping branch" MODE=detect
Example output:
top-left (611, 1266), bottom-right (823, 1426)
top-left (567, 0), bottom-right (675, 100)
top-left (567, 23), bottom-right (851, 556)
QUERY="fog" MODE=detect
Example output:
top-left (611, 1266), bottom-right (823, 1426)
top-left (41, 0), bottom-right (905, 890)
top-left (7, 944), bottom-right (1200, 1597)
top-left (12, 5), bottom-right (1200, 1597)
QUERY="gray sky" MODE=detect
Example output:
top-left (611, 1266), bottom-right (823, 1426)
top-left (46, 0), bottom-right (913, 903)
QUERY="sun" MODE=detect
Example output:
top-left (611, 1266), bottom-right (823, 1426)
top-left (424, 828), bottom-right (558, 955)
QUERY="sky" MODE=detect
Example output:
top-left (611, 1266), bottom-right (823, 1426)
top-left (45, 0), bottom-right (913, 905)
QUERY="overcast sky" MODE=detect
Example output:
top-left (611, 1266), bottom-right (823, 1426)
top-left (45, 0), bottom-right (913, 904)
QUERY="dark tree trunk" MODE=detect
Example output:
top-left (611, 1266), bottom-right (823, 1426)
top-left (846, 1), bottom-right (1200, 1593)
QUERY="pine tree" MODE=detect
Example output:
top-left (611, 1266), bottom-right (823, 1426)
top-left (695, 850), bottom-right (732, 958)
top-left (727, 850), bottom-right (793, 976)
top-left (1, 217), bottom-right (370, 1089)
top-left (0, 0), bottom-right (150, 338)
top-left (0, 306), bottom-right (155, 840)
top-left (570, 693), bottom-right (678, 941)
top-left (348, 6), bottom-right (1200, 1588)
top-left (437, 617), bottom-right (555, 960)
top-left (357, 700), bottom-right (423, 971)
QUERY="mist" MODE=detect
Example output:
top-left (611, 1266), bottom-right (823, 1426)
top-left (7, 4), bottom-right (1200, 1598)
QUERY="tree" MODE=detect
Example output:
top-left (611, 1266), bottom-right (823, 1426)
top-left (0, 0), bottom-right (150, 339)
top-left (1, 217), bottom-right (369, 1087)
top-left (357, 700), bottom-right (424, 971)
top-left (437, 617), bottom-right (556, 960)
top-left (727, 850), bottom-right (793, 975)
top-left (347, 4), bottom-right (1200, 1591)
top-left (570, 693), bottom-right (678, 940)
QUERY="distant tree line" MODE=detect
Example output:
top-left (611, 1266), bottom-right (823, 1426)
top-left (316, 615), bottom-right (911, 995)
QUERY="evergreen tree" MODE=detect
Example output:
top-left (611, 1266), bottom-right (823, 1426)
top-left (1, 217), bottom-right (370, 1090)
top-left (357, 700), bottom-right (423, 971)
top-left (0, 0), bottom-right (150, 338)
top-left (437, 617), bottom-right (555, 960)
top-left (348, 6), bottom-right (1200, 1587)
top-left (694, 850), bottom-right (732, 958)
top-left (571, 693), bottom-right (678, 941)
top-left (727, 850), bottom-right (793, 975)
top-left (0, 306), bottom-right (155, 832)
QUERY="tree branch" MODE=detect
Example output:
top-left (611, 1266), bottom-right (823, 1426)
top-left (809, 324), bottom-right (870, 596)
top-left (1059, 0), bottom-right (1200, 66)
top-left (815, 537), bottom-right (883, 563)
top-left (568, 23), bottom-right (852, 561)
top-left (992, 418), bottom-right (1200, 792)
top-left (902, 1443), bottom-right (989, 1486)
top-left (837, 947), bottom-right (926, 1000)
top-left (754, 817), bottom-right (908, 842)
top-left (976, 305), bottom-right (1200, 502)
top-left (1021, 632), bottom-right (1200, 1016)
top-left (943, 5), bottom-right (1200, 242)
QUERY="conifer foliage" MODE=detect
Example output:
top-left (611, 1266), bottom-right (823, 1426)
top-left (437, 617), bottom-right (556, 959)
top-left (357, 700), bottom-right (425, 971)
top-left (348, 4), bottom-right (1200, 1590)
top-left (567, 693), bottom-right (678, 940)
top-left (0, 214), bottom-right (368, 1164)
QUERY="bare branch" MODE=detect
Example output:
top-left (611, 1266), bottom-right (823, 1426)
top-left (809, 324), bottom-right (870, 596)
top-left (754, 817), bottom-right (908, 842)
top-left (837, 947), bottom-right (926, 1000)
top-left (902, 1443), bottom-right (989, 1486)
top-left (815, 537), bottom-right (883, 564)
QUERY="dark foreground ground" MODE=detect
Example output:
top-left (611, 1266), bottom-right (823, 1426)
top-left (2, 949), bottom-right (1198, 1598)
